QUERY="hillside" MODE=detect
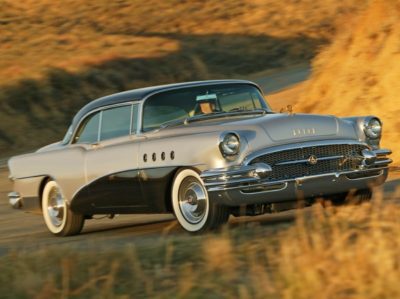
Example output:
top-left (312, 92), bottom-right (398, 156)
top-left (0, 0), bottom-right (365, 156)
top-left (295, 0), bottom-right (400, 164)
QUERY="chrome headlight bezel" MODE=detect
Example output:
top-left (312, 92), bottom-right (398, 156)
top-left (219, 133), bottom-right (240, 158)
top-left (364, 117), bottom-right (382, 140)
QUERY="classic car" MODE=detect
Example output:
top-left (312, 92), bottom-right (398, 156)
top-left (8, 80), bottom-right (392, 236)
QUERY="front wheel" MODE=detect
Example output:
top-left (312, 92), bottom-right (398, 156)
top-left (42, 181), bottom-right (85, 236)
top-left (172, 169), bottom-right (229, 233)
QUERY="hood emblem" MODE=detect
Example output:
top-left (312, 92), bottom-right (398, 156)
top-left (293, 128), bottom-right (316, 137)
top-left (307, 155), bottom-right (318, 165)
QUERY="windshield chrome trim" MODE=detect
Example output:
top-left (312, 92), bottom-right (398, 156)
top-left (97, 111), bottom-right (103, 143)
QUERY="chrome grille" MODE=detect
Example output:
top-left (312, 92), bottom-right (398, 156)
top-left (250, 144), bottom-right (368, 181)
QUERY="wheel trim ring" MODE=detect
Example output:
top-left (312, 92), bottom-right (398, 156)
top-left (42, 181), bottom-right (68, 234)
top-left (178, 179), bottom-right (208, 224)
top-left (172, 169), bottom-right (210, 232)
top-left (47, 187), bottom-right (66, 227)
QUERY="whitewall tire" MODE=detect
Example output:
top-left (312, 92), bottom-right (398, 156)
top-left (172, 169), bottom-right (229, 233)
top-left (42, 180), bottom-right (84, 236)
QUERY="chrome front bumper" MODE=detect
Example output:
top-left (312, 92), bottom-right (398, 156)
top-left (201, 148), bottom-right (392, 205)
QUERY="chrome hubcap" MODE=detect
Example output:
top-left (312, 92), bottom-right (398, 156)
top-left (47, 186), bottom-right (65, 227)
top-left (178, 177), bottom-right (208, 224)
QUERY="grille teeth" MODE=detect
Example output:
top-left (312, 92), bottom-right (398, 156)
top-left (250, 144), bottom-right (367, 181)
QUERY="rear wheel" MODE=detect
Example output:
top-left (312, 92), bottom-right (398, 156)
top-left (42, 181), bottom-right (85, 236)
top-left (172, 169), bottom-right (229, 233)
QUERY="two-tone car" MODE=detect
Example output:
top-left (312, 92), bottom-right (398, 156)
top-left (8, 80), bottom-right (392, 235)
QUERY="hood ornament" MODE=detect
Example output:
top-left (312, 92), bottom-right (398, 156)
top-left (280, 105), bottom-right (294, 115)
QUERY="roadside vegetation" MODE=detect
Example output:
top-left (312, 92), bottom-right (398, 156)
top-left (1, 190), bottom-right (399, 299)
top-left (0, 0), bottom-right (365, 156)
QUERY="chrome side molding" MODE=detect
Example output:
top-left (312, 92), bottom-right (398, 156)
top-left (201, 163), bottom-right (272, 189)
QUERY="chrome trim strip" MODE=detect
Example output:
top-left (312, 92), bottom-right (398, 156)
top-left (97, 110), bottom-right (103, 142)
top-left (374, 158), bottom-right (393, 165)
top-left (275, 155), bottom-right (345, 166)
top-left (133, 103), bottom-right (140, 135)
top-left (345, 170), bottom-right (383, 181)
top-left (201, 165), bottom-right (256, 178)
top-left (243, 139), bottom-right (368, 165)
top-left (129, 104), bottom-right (134, 135)
top-left (374, 149), bottom-right (392, 156)
top-left (205, 176), bottom-right (259, 187)
top-left (239, 182), bottom-right (288, 194)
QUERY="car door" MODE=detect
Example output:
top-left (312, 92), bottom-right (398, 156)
top-left (73, 103), bottom-right (146, 213)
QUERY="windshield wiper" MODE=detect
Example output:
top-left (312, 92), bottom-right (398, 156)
top-left (159, 109), bottom-right (272, 130)
top-left (225, 108), bottom-right (273, 115)
top-left (159, 112), bottom-right (226, 129)
top-left (159, 118), bottom-right (187, 129)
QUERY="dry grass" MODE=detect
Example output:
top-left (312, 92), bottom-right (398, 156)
top-left (1, 188), bottom-right (399, 299)
top-left (295, 0), bottom-right (400, 165)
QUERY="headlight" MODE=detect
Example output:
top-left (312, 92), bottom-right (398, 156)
top-left (364, 118), bottom-right (382, 139)
top-left (219, 133), bottom-right (240, 157)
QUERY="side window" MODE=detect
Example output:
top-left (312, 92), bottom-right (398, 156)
top-left (74, 112), bottom-right (100, 144)
top-left (100, 105), bottom-right (131, 141)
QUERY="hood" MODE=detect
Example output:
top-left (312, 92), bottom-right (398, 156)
top-left (151, 113), bottom-right (356, 143)
top-left (36, 141), bottom-right (63, 153)
top-left (255, 113), bottom-right (339, 141)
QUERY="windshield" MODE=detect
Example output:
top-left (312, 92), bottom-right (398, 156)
top-left (142, 84), bottom-right (270, 131)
